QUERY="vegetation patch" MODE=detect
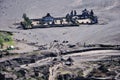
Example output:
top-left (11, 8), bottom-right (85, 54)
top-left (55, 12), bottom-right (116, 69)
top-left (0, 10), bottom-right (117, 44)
top-left (0, 31), bottom-right (14, 49)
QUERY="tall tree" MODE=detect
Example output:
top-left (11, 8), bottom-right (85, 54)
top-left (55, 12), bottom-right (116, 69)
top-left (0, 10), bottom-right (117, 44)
top-left (22, 13), bottom-right (27, 19)
top-left (74, 10), bottom-right (77, 16)
top-left (0, 38), bottom-right (4, 48)
top-left (70, 10), bottom-right (74, 16)
top-left (22, 13), bottom-right (32, 29)
top-left (66, 13), bottom-right (70, 23)
top-left (90, 10), bottom-right (94, 16)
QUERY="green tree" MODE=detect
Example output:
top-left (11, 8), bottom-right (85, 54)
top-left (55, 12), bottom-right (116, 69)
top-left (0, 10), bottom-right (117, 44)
top-left (66, 14), bottom-right (71, 23)
top-left (74, 10), bottom-right (77, 16)
top-left (90, 10), bottom-right (94, 16)
top-left (0, 38), bottom-right (4, 49)
top-left (22, 13), bottom-right (32, 29)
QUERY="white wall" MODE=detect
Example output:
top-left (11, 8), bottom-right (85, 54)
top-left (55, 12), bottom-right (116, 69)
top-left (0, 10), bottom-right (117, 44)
top-left (76, 19), bottom-right (92, 24)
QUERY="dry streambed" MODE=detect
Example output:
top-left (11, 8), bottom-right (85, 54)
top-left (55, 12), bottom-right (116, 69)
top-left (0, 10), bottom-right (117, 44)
top-left (0, 46), bottom-right (120, 80)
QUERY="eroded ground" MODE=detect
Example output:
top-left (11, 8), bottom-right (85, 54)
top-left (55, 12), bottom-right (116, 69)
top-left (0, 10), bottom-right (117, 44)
top-left (0, 42), bottom-right (120, 80)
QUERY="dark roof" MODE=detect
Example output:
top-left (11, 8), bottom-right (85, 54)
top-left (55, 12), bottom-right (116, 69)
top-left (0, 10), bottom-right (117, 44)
top-left (45, 13), bottom-right (51, 17)
top-left (43, 13), bottom-right (53, 18)
top-left (31, 19), bottom-right (42, 21)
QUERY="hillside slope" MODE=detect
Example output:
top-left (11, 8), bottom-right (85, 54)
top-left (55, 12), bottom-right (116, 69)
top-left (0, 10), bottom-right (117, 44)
top-left (0, 0), bottom-right (120, 45)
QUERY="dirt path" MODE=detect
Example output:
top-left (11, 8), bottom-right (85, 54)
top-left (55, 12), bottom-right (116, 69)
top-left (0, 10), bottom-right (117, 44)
top-left (64, 50), bottom-right (120, 62)
top-left (64, 50), bottom-right (120, 57)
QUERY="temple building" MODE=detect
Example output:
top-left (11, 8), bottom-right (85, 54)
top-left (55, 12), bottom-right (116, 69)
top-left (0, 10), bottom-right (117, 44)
top-left (42, 13), bottom-right (54, 25)
top-left (21, 9), bottom-right (98, 29)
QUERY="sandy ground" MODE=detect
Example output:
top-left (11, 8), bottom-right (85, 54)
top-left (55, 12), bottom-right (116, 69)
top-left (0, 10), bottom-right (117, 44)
top-left (0, 0), bottom-right (120, 51)
top-left (9, 42), bottom-right (38, 53)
